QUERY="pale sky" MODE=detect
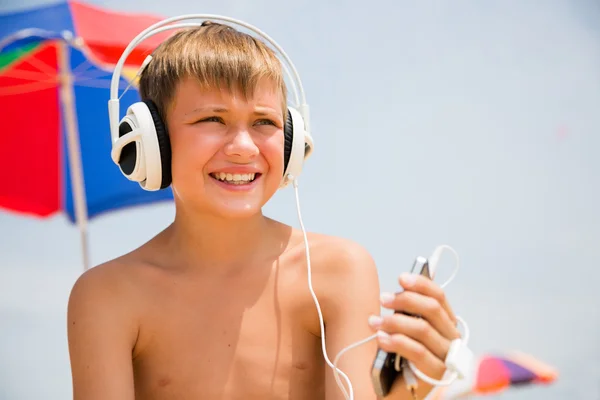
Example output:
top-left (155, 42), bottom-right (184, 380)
top-left (1, 0), bottom-right (599, 399)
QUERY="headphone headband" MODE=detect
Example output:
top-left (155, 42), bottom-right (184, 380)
top-left (108, 14), bottom-right (310, 144)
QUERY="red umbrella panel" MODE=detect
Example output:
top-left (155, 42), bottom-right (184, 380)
top-left (0, 1), bottom-right (176, 269)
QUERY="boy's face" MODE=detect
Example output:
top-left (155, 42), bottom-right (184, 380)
top-left (166, 76), bottom-right (285, 219)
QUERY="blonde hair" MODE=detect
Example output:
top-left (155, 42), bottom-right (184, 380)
top-left (139, 21), bottom-right (287, 121)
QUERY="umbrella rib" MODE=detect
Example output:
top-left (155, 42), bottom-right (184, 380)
top-left (75, 68), bottom-right (115, 81)
top-left (0, 69), bottom-right (56, 82)
top-left (21, 51), bottom-right (57, 77)
top-left (68, 54), bottom-right (135, 86)
top-left (73, 78), bottom-right (133, 90)
top-left (0, 80), bottom-right (58, 96)
top-left (70, 59), bottom-right (96, 75)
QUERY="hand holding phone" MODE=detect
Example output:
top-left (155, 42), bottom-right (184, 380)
top-left (370, 256), bottom-right (432, 397)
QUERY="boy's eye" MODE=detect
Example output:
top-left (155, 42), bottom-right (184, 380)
top-left (197, 116), bottom-right (223, 124)
top-left (255, 119), bottom-right (276, 126)
top-left (193, 117), bottom-right (278, 127)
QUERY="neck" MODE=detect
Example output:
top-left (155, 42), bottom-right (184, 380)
top-left (164, 206), bottom-right (279, 271)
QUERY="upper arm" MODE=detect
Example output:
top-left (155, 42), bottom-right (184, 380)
top-left (67, 264), bottom-right (139, 400)
top-left (318, 238), bottom-right (381, 400)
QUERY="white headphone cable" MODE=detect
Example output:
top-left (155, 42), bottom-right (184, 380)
top-left (290, 178), bottom-right (470, 400)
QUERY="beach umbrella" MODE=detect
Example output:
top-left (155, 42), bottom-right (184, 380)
top-left (429, 351), bottom-right (559, 399)
top-left (0, 1), bottom-right (175, 270)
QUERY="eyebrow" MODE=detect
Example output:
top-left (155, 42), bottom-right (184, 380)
top-left (184, 106), bottom-right (228, 116)
top-left (253, 108), bottom-right (282, 118)
top-left (184, 106), bottom-right (282, 118)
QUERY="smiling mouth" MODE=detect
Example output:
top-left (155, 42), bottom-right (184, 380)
top-left (209, 172), bottom-right (261, 185)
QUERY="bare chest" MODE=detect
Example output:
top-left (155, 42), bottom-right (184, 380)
top-left (132, 267), bottom-right (324, 400)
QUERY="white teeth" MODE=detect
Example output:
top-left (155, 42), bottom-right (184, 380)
top-left (212, 172), bottom-right (257, 184)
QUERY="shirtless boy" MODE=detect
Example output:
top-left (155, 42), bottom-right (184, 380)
top-left (67, 20), bottom-right (462, 400)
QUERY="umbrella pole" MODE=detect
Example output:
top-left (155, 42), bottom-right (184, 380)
top-left (57, 39), bottom-right (91, 272)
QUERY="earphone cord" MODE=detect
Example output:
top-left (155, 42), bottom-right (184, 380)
top-left (117, 55), bottom-right (153, 101)
top-left (291, 178), bottom-right (469, 400)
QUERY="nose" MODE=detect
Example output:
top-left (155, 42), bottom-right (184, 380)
top-left (223, 127), bottom-right (259, 161)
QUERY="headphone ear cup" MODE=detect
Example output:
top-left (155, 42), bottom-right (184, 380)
top-left (143, 100), bottom-right (172, 189)
top-left (280, 107), bottom-right (307, 188)
top-left (117, 121), bottom-right (138, 176)
top-left (283, 109), bottom-right (294, 174)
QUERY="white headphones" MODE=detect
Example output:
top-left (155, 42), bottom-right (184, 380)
top-left (108, 14), bottom-right (314, 191)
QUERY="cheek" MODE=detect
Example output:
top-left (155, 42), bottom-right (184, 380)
top-left (260, 133), bottom-right (285, 175)
top-left (169, 129), bottom-right (221, 174)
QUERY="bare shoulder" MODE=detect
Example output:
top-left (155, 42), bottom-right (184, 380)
top-left (68, 231), bottom-right (167, 305)
top-left (67, 250), bottom-right (158, 399)
top-left (286, 230), bottom-right (381, 400)
top-left (288, 230), bottom-right (380, 317)
top-left (299, 231), bottom-right (378, 278)
top-left (67, 254), bottom-right (147, 346)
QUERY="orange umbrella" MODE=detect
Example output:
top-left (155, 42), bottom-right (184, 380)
top-left (430, 351), bottom-right (558, 399)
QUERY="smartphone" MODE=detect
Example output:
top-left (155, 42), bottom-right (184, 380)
top-left (370, 256), bottom-right (432, 397)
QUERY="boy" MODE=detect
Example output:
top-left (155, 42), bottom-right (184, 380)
top-left (67, 22), bottom-right (461, 400)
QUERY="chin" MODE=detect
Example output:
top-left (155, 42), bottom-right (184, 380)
top-left (173, 173), bottom-right (280, 218)
top-left (210, 198), bottom-right (268, 219)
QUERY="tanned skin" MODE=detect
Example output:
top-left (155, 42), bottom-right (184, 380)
top-left (68, 77), bottom-right (460, 400)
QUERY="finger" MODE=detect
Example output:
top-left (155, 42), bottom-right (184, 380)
top-left (369, 313), bottom-right (450, 361)
top-left (381, 291), bottom-right (460, 341)
top-left (399, 273), bottom-right (457, 325)
top-left (376, 331), bottom-right (446, 380)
